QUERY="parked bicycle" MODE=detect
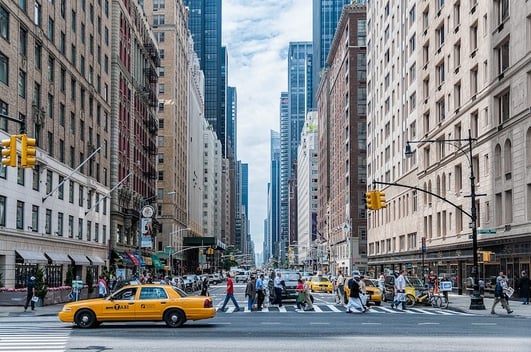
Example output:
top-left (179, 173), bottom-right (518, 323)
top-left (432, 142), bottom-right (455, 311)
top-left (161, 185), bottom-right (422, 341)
top-left (417, 289), bottom-right (449, 308)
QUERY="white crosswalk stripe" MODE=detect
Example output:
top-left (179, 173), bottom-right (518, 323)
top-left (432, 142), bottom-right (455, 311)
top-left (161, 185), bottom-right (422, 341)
top-left (0, 327), bottom-right (69, 351)
top-left (216, 303), bottom-right (475, 316)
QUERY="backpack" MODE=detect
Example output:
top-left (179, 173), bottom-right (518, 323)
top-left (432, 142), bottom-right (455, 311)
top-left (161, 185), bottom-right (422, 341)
top-left (348, 279), bottom-right (360, 297)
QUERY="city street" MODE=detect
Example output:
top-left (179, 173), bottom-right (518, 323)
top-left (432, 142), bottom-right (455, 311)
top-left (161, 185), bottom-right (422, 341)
top-left (1, 284), bottom-right (530, 351)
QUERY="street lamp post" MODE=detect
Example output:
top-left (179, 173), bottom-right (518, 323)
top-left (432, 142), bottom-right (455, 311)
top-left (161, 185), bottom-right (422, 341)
top-left (406, 129), bottom-right (485, 310)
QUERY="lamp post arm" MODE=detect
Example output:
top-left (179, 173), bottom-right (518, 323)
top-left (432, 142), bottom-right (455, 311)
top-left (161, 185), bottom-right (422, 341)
top-left (371, 180), bottom-right (473, 220)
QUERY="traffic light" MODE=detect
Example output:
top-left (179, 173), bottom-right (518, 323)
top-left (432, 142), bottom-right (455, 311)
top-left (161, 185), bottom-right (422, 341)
top-left (482, 251), bottom-right (494, 263)
top-left (1, 135), bottom-right (17, 167)
top-left (206, 248), bottom-right (214, 255)
top-left (21, 134), bottom-right (37, 168)
top-left (365, 190), bottom-right (378, 210)
top-left (377, 190), bottom-right (387, 209)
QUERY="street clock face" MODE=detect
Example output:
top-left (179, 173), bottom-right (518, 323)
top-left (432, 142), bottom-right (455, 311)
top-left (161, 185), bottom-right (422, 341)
top-left (142, 205), bottom-right (154, 218)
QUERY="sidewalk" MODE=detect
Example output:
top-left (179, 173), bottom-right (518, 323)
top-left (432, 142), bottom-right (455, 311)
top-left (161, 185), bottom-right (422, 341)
top-left (0, 303), bottom-right (63, 317)
top-left (446, 293), bottom-right (531, 318)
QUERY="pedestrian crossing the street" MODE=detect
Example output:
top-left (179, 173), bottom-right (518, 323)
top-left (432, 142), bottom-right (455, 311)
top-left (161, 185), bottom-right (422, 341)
top-left (0, 326), bottom-right (69, 351)
top-left (216, 304), bottom-right (476, 316)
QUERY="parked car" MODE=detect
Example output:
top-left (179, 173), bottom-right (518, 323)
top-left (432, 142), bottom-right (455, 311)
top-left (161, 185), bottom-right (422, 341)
top-left (58, 284), bottom-right (216, 328)
top-left (208, 274), bottom-right (221, 285)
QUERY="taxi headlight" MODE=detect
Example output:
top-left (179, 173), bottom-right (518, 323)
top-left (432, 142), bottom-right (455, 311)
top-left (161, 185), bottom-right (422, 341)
top-left (61, 306), bottom-right (73, 312)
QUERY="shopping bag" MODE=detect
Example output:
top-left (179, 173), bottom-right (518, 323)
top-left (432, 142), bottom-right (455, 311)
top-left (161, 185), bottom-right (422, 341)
top-left (31, 296), bottom-right (39, 303)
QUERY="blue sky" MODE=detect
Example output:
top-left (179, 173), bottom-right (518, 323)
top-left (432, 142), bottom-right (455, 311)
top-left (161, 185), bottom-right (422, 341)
top-left (222, 1), bottom-right (312, 255)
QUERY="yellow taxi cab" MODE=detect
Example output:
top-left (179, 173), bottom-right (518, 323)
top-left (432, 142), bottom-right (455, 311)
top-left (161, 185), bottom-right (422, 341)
top-left (344, 277), bottom-right (383, 306)
top-left (307, 276), bottom-right (334, 293)
top-left (58, 283), bottom-right (215, 328)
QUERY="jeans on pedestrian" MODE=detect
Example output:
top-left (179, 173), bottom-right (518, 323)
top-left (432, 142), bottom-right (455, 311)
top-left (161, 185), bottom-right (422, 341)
top-left (221, 293), bottom-right (240, 310)
top-left (491, 296), bottom-right (511, 313)
top-left (24, 294), bottom-right (35, 311)
top-left (247, 296), bottom-right (255, 311)
top-left (273, 287), bottom-right (283, 306)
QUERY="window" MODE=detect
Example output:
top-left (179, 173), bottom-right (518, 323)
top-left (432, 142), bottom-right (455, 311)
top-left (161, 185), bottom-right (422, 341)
top-left (436, 61), bottom-right (445, 86)
top-left (48, 17), bottom-right (54, 41)
top-left (453, 41), bottom-right (461, 69)
top-left (78, 218), bottom-right (83, 239)
top-left (58, 175), bottom-right (64, 199)
top-left (68, 215), bottom-right (74, 238)
top-left (496, 0), bottom-right (509, 25)
top-left (454, 82), bottom-right (461, 110)
top-left (496, 90), bottom-right (510, 124)
top-left (437, 97), bottom-right (446, 122)
top-left (71, 10), bottom-right (76, 32)
top-left (409, 34), bottom-right (416, 55)
top-left (32, 166), bottom-right (40, 191)
top-left (19, 27), bottom-right (28, 57)
top-left (0, 6), bottom-right (8, 40)
top-left (0, 195), bottom-right (5, 226)
top-left (16, 201), bottom-right (24, 229)
top-left (31, 205), bottom-right (39, 232)
top-left (0, 54), bottom-right (7, 85)
top-left (87, 220), bottom-right (91, 241)
top-left (45, 209), bottom-right (52, 234)
top-left (79, 185), bottom-right (84, 206)
top-left (35, 43), bottom-right (42, 70)
top-left (34, 2), bottom-right (41, 26)
top-left (57, 212), bottom-right (64, 236)
top-left (496, 39), bottom-right (509, 75)
top-left (437, 23), bottom-right (445, 48)
top-left (153, 14), bottom-right (165, 26)
top-left (470, 22), bottom-right (478, 53)
top-left (18, 70), bottom-right (26, 98)
top-left (454, 2), bottom-right (461, 29)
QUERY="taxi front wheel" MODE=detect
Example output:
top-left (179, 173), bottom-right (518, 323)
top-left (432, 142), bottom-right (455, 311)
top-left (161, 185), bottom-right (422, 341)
top-left (74, 309), bottom-right (97, 329)
top-left (164, 309), bottom-right (185, 328)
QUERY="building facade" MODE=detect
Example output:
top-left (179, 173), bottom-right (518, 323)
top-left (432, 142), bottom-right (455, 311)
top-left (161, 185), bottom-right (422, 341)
top-left (280, 42), bottom-right (313, 265)
top-left (317, 4), bottom-right (367, 276)
top-left (296, 111), bottom-right (319, 268)
top-left (0, 0), bottom-right (112, 287)
top-left (367, 1), bottom-right (531, 288)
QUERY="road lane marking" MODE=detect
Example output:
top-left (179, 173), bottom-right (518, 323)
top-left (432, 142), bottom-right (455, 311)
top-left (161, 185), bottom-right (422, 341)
top-left (418, 322), bottom-right (441, 325)
top-left (471, 323), bottom-right (497, 325)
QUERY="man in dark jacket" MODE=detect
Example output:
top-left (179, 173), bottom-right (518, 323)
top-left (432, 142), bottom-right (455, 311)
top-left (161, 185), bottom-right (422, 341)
top-left (24, 276), bottom-right (36, 312)
top-left (519, 271), bottom-right (530, 305)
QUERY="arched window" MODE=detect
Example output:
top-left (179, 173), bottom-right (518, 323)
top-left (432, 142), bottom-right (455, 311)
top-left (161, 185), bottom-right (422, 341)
top-left (494, 144), bottom-right (502, 177)
top-left (504, 139), bottom-right (512, 177)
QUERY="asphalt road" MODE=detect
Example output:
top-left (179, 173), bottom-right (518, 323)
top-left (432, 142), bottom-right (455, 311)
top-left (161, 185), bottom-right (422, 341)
top-left (1, 284), bottom-right (529, 352)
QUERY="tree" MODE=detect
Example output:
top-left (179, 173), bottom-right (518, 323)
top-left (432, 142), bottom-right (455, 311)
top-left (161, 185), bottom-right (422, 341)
top-left (34, 267), bottom-right (48, 300)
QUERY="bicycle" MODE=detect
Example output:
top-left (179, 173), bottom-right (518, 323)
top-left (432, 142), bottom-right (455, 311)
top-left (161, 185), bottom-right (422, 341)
top-left (417, 289), bottom-right (448, 308)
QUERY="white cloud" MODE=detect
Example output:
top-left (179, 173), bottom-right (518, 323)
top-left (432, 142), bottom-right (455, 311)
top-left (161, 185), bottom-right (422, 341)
top-left (222, 0), bottom-right (312, 255)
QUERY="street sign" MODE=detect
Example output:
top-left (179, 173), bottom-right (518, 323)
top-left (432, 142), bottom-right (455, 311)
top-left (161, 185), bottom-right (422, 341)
top-left (478, 228), bottom-right (496, 234)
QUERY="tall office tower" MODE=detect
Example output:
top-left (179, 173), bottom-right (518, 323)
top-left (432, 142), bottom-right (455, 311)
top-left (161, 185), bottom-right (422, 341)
top-left (235, 162), bottom-right (249, 253)
top-left (312, 0), bottom-right (351, 106)
top-left (0, 1), bottom-right (111, 287)
top-left (367, 1), bottom-right (531, 285)
top-left (226, 87), bottom-right (237, 161)
top-left (268, 130), bottom-right (281, 262)
top-left (184, 0), bottom-right (226, 157)
top-left (109, 1), bottom-right (159, 270)
top-left (145, 0), bottom-right (190, 261)
top-left (317, 4), bottom-right (367, 276)
top-left (279, 42), bottom-right (313, 263)
top-left (297, 112), bottom-right (319, 267)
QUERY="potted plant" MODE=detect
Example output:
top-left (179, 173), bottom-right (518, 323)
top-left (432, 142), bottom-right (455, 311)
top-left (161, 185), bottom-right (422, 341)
top-left (34, 267), bottom-right (48, 305)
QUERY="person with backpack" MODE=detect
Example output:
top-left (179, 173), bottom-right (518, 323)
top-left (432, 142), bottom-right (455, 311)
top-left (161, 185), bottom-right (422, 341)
top-left (491, 275), bottom-right (513, 314)
top-left (345, 273), bottom-right (368, 313)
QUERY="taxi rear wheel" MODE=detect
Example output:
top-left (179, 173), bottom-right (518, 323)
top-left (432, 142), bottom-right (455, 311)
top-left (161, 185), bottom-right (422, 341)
top-left (74, 309), bottom-right (97, 329)
top-left (164, 309), bottom-right (185, 328)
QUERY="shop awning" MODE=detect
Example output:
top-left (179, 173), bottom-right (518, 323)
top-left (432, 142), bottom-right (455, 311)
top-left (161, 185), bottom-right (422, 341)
top-left (134, 254), bottom-right (146, 267)
top-left (112, 250), bottom-right (134, 267)
top-left (87, 255), bottom-right (105, 265)
top-left (68, 254), bottom-right (91, 265)
top-left (125, 252), bottom-right (139, 265)
top-left (143, 256), bottom-right (153, 266)
top-left (15, 250), bottom-right (48, 264)
top-left (44, 252), bottom-right (71, 264)
top-left (151, 254), bottom-right (164, 270)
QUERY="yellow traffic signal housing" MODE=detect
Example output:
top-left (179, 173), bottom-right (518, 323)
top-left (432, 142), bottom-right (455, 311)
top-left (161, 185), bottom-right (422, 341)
top-left (206, 248), bottom-right (214, 255)
top-left (366, 190), bottom-right (378, 210)
top-left (482, 251), bottom-right (494, 263)
top-left (21, 134), bottom-right (37, 168)
top-left (377, 191), bottom-right (387, 209)
top-left (1, 136), bottom-right (17, 167)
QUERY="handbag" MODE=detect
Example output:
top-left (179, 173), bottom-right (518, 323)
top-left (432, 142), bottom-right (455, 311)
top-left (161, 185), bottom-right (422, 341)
top-left (31, 296), bottom-right (39, 303)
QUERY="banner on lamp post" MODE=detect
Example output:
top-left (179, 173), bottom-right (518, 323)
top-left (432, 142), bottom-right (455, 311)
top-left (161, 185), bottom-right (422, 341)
top-left (140, 206), bottom-right (154, 248)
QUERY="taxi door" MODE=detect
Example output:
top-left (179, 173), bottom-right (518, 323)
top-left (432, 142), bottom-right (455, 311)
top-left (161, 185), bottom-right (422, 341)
top-left (99, 287), bottom-right (138, 321)
top-left (136, 286), bottom-right (171, 320)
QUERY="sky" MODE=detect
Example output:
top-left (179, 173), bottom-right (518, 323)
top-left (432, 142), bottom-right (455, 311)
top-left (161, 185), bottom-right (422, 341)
top-left (222, 1), bottom-right (313, 255)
